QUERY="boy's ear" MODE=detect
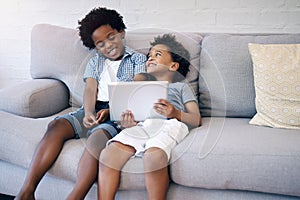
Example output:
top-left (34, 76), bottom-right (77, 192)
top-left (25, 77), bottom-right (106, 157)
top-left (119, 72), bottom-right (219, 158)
top-left (169, 62), bottom-right (179, 71)
top-left (120, 30), bottom-right (125, 39)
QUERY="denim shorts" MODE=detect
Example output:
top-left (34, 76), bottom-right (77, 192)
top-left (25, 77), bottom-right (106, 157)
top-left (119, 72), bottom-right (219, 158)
top-left (56, 101), bottom-right (121, 138)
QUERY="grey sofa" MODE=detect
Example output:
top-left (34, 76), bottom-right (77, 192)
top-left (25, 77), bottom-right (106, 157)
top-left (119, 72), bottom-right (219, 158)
top-left (0, 24), bottom-right (299, 200)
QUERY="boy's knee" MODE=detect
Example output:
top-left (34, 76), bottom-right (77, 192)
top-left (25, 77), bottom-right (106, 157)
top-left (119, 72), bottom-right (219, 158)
top-left (100, 142), bottom-right (135, 170)
top-left (144, 147), bottom-right (168, 172)
top-left (99, 147), bottom-right (117, 169)
top-left (99, 147), bottom-right (109, 163)
top-left (86, 129), bottom-right (109, 148)
top-left (45, 118), bottom-right (74, 139)
top-left (85, 129), bottom-right (110, 158)
top-left (47, 118), bottom-right (66, 130)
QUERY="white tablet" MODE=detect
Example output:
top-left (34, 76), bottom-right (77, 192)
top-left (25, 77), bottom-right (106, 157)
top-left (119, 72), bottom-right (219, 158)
top-left (108, 81), bottom-right (168, 121)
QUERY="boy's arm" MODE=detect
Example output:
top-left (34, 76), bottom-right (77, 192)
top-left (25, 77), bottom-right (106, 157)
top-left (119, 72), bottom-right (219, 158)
top-left (154, 99), bottom-right (201, 128)
top-left (177, 101), bottom-right (202, 128)
top-left (83, 78), bottom-right (98, 128)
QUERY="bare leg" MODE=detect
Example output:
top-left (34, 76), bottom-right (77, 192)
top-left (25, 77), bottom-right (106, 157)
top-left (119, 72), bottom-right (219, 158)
top-left (66, 129), bottom-right (111, 200)
top-left (98, 142), bottom-right (135, 200)
top-left (15, 119), bottom-right (75, 200)
top-left (144, 147), bottom-right (169, 200)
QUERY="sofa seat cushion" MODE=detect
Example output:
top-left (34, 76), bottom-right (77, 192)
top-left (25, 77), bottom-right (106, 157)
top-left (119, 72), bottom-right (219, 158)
top-left (52, 141), bottom-right (147, 190)
top-left (0, 111), bottom-right (52, 168)
top-left (2, 108), bottom-right (299, 194)
top-left (0, 109), bottom-right (86, 180)
top-left (170, 117), bottom-right (300, 197)
top-left (0, 110), bottom-right (147, 190)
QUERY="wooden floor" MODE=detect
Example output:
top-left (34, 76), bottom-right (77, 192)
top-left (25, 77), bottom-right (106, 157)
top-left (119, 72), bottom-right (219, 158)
top-left (0, 193), bottom-right (15, 200)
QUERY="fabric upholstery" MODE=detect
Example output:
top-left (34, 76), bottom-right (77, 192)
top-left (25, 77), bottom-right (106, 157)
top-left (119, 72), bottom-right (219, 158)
top-left (0, 109), bottom-right (146, 190)
top-left (30, 24), bottom-right (91, 107)
top-left (3, 161), bottom-right (297, 200)
top-left (170, 117), bottom-right (300, 197)
top-left (0, 110), bottom-right (61, 168)
top-left (0, 79), bottom-right (69, 117)
top-left (199, 33), bottom-right (300, 117)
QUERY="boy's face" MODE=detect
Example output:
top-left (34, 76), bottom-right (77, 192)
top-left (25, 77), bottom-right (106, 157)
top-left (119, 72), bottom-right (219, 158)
top-left (146, 44), bottom-right (175, 76)
top-left (92, 24), bottom-right (125, 61)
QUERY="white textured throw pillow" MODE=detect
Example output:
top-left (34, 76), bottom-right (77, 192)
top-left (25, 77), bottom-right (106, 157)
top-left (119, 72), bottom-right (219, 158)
top-left (248, 43), bottom-right (300, 129)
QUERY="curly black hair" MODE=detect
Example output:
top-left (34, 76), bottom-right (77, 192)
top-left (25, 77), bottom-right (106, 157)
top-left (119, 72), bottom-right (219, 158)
top-left (150, 34), bottom-right (190, 81)
top-left (78, 7), bottom-right (126, 49)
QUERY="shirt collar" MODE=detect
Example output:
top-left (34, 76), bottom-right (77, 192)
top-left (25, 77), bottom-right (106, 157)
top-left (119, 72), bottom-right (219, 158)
top-left (124, 46), bottom-right (135, 56)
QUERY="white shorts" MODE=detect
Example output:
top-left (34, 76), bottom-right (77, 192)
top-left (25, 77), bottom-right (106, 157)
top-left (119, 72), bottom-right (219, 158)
top-left (107, 118), bottom-right (189, 160)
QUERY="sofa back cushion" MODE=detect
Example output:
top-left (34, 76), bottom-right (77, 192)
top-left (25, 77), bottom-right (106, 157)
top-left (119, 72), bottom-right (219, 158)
top-left (30, 24), bottom-right (202, 107)
top-left (199, 33), bottom-right (300, 117)
top-left (31, 24), bottom-right (91, 107)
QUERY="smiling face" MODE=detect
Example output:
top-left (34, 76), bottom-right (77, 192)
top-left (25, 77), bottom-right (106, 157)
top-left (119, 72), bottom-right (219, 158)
top-left (92, 24), bottom-right (125, 61)
top-left (146, 44), bottom-right (178, 81)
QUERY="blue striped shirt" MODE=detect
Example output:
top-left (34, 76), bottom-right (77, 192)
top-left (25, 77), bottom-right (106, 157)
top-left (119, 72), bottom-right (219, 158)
top-left (83, 46), bottom-right (147, 82)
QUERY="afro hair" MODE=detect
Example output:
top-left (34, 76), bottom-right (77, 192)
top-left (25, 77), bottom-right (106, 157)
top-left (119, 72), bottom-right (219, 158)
top-left (78, 7), bottom-right (126, 49)
top-left (150, 34), bottom-right (190, 81)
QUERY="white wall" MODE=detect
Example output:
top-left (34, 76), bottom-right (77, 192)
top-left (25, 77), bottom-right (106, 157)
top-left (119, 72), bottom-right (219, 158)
top-left (0, 0), bottom-right (299, 88)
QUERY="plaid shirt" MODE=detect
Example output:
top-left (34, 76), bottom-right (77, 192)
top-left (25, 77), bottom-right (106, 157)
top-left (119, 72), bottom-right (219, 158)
top-left (83, 46), bottom-right (147, 82)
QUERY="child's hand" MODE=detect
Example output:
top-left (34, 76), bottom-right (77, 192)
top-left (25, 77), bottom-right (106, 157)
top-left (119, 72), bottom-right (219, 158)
top-left (120, 110), bottom-right (137, 128)
top-left (83, 112), bottom-right (97, 128)
top-left (83, 109), bottom-right (109, 128)
top-left (96, 108), bottom-right (109, 124)
top-left (154, 99), bottom-right (179, 118)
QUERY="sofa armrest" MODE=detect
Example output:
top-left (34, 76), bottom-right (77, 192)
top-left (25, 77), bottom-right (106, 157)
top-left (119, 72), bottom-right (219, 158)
top-left (0, 79), bottom-right (69, 118)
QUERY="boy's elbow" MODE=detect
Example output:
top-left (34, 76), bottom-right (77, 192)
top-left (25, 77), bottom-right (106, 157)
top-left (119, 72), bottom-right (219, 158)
top-left (198, 116), bottom-right (202, 126)
top-left (192, 115), bottom-right (202, 128)
top-left (190, 116), bottom-right (201, 128)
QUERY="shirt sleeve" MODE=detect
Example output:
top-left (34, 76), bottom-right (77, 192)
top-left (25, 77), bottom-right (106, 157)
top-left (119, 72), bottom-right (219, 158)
top-left (132, 52), bottom-right (147, 74)
top-left (182, 83), bottom-right (198, 104)
top-left (83, 55), bottom-right (100, 82)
